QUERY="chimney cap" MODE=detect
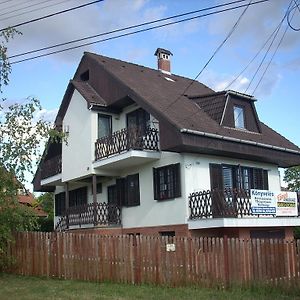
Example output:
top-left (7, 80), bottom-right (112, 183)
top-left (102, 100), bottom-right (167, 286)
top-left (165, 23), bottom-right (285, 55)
top-left (154, 48), bottom-right (173, 56)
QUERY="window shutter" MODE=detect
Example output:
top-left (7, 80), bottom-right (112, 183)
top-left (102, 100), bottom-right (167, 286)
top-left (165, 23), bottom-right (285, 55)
top-left (253, 168), bottom-right (263, 189)
top-left (153, 167), bottom-right (159, 200)
top-left (126, 174), bottom-right (140, 206)
top-left (116, 178), bottom-right (126, 206)
top-left (263, 170), bottom-right (269, 190)
top-left (173, 163), bottom-right (181, 198)
top-left (209, 164), bottom-right (223, 190)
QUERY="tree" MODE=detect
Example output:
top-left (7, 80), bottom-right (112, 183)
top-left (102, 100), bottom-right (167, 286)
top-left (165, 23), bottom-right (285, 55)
top-left (34, 193), bottom-right (54, 232)
top-left (0, 28), bottom-right (62, 270)
top-left (283, 166), bottom-right (300, 192)
top-left (284, 166), bottom-right (300, 239)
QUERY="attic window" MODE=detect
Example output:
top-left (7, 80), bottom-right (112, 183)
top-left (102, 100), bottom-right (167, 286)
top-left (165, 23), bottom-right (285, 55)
top-left (234, 106), bottom-right (245, 129)
top-left (80, 70), bottom-right (89, 81)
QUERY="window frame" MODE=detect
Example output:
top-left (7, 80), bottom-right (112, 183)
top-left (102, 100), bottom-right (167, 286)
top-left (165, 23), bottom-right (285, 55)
top-left (69, 187), bottom-right (88, 208)
top-left (153, 163), bottom-right (181, 201)
top-left (98, 114), bottom-right (112, 139)
top-left (233, 105), bottom-right (246, 129)
top-left (55, 192), bottom-right (66, 216)
top-left (210, 163), bottom-right (269, 191)
top-left (108, 173), bottom-right (140, 207)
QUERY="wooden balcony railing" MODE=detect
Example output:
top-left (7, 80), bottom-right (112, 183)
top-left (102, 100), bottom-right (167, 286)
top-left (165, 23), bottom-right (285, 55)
top-left (189, 189), bottom-right (300, 220)
top-left (55, 202), bottom-right (121, 231)
top-left (95, 126), bottom-right (159, 161)
top-left (41, 155), bottom-right (62, 180)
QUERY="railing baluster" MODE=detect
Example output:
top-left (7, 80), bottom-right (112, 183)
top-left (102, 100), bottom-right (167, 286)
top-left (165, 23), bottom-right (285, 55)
top-left (188, 189), bottom-right (299, 220)
top-left (55, 202), bottom-right (121, 231)
top-left (94, 126), bottom-right (159, 161)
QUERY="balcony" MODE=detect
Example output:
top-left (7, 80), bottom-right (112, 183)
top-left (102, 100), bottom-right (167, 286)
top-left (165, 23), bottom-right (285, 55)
top-left (93, 126), bottom-right (160, 171)
top-left (40, 155), bottom-right (62, 187)
top-left (55, 202), bottom-right (121, 231)
top-left (188, 189), bottom-right (300, 230)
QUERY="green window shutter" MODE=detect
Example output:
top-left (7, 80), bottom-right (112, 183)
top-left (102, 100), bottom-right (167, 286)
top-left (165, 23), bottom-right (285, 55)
top-left (173, 163), bottom-right (181, 198)
top-left (263, 170), bottom-right (269, 190)
top-left (209, 163), bottom-right (223, 190)
top-left (153, 167), bottom-right (159, 200)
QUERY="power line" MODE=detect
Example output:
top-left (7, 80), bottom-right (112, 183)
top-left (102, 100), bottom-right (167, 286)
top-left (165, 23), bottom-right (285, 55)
top-left (163, 0), bottom-right (256, 125)
top-left (0, 0), bottom-right (14, 5)
top-left (252, 2), bottom-right (298, 94)
top-left (287, 0), bottom-right (300, 31)
top-left (0, 0), bottom-right (104, 32)
top-left (10, 0), bottom-right (270, 65)
top-left (243, 0), bottom-right (293, 93)
top-left (8, 0), bottom-right (251, 59)
top-left (163, 0), bottom-right (254, 113)
top-left (0, 0), bottom-right (65, 19)
top-left (225, 0), bottom-right (294, 90)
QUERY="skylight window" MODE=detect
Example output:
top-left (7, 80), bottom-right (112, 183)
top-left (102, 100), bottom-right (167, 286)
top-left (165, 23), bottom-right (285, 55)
top-left (234, 106), bottom-right (245, 129)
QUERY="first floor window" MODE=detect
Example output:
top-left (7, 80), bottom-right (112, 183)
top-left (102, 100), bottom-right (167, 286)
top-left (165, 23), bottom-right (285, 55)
top-left (153, 163), bottom-right (181, 200)
top-left (98, 114), bottom-right (112, 139)
top-left (55, 192), bottom-right (66, 216)
top-left (210, 163), bottom-right (269, 191)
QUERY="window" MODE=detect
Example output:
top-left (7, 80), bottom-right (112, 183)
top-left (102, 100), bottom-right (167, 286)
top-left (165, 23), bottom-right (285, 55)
top-left (108, 185), bottom-right (117, 205)
top-left (108, 173), bottom-right (140, 207)
top-left (234, 106), bottom-right (245, 129)
top-left (210, 164), bottom-right (268, 191)
top-left (96, 182), bottom-right (102, 194)
top-left (55, 192), bottom-right (66, 216)
top-left (153, 163), bottom-right (181, 200)
top-left (127, 108), bottom-right (150, 133)
top-left (69, 187), bottom-right (88, 207)
top-left (80, 70), bottom-right (89, 81)
top-left (159, 231), bottom-right (175, 237)
top-left (98, 114), bottom-right (112, 139)
top-left (126, 174), bottom-right (140, 206)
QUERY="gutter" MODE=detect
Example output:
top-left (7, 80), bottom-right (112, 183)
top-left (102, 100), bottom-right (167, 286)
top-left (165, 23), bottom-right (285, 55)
top-left (180, 128), bottom-right (300, 155)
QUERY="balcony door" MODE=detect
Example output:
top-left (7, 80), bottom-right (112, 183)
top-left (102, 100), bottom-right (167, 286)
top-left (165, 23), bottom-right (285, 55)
top-left (126, 108), bottom-right (150, 149)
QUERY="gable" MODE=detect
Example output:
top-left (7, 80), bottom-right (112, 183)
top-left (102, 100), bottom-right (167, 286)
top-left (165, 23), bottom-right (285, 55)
top-left (222, 94), bottom-right (261, 133)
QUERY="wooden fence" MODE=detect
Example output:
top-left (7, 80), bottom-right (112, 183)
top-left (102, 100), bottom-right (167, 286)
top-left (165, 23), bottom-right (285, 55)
top-left (6, 232), bottom-right (300, 287)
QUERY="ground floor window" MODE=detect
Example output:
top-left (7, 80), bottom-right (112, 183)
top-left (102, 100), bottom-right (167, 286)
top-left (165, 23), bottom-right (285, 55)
top-left (55, 192), bottom-right (65, 216)
top-left (250, 229), bottom-right (285, 239)
top-left (108, 173), bottom-right (140, 207)
top-left (69, 187), bottom-right (88, 207)
top-left (153, 163), bottom-right (181, 200)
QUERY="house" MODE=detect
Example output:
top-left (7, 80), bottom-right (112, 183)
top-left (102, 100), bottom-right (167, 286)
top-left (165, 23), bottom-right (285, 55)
top-left (17, 188), bottom-right (48, 218)
top-left (33, 48), bottom-right (300, 239)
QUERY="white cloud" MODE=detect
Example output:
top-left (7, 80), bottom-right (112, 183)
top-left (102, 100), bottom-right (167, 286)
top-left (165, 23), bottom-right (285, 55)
top-left (201, 69), bottom-right (250, 92)
top-left (4, 0), bottom-right (167, 64)
top-left (201, 65), bottom-right (280, 98)
top-left (34, 108), bottom-right (58, 123)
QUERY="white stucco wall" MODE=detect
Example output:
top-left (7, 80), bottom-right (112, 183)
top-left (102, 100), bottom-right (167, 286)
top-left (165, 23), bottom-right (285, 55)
top-left (182, 153), bottom-right (280, 193)
top-left (58, 94), bottom-right (282, 230)
top-left (62, 90), bottom-right (95, 182)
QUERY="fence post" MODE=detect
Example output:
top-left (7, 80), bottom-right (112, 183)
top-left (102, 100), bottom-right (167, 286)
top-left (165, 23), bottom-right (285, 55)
top-left (223, 235), bottom-right (229, 287)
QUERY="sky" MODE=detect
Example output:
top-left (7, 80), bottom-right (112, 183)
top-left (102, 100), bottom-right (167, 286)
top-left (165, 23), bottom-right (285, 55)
top-left (1, 0), bottom-right (299, 188)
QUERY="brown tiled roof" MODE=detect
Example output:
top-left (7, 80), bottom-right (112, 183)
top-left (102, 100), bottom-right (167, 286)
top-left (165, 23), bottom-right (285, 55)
top-left (191, 93), bottom-right (227, 124)
top-left (84, 52), bottom-right (300, 154)
top-left (71, 80), bottom-right (107, 106)
top-left (18, 193), bottom-right (48, 217)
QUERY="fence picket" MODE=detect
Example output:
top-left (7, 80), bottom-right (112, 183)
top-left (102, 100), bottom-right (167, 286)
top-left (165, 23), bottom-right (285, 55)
top-left (6, 232), bottom-right (300, 287)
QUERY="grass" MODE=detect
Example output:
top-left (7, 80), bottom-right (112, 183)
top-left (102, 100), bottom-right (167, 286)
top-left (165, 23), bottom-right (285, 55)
top-left (0, 273), bottom-right (300, 300)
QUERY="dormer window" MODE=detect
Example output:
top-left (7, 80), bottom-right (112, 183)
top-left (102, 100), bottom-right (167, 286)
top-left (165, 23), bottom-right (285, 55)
top-left (234, 106), bottom-right (245, 129)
